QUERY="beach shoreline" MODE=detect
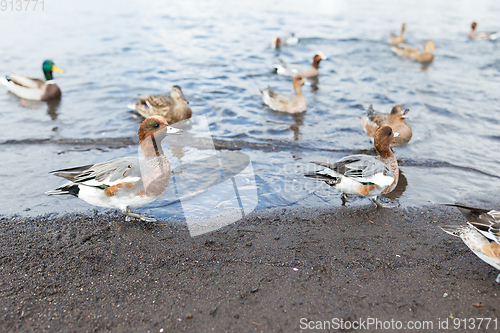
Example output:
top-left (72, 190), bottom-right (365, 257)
top-left (1, 205), bottom-right (499, 332)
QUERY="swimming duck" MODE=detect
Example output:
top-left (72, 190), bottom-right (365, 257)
top-left (361, 105), bottom-right (412, 147)
top-left (304, 125), bottom-right (399, 207)
top-left (271, 33), bottom-right (299, 49)
top-left (274, 52), bottom-right (326, 78)
top-left (388, 23), bottom-right (406, 45)
top-left (392, 40), bottom-right (437, 63)
top-left (468, 21), bottom-right (498, 40)
top-left (441, 204), bottom-right (500, 283)
top-left (0, 60), bottom-right (64, 101)
top-left (128, 85), bottom-right (191, 124)
top-left (259, 75), bottom-right (307, 113)
top-left (46, 116), bottom-right (182, 222)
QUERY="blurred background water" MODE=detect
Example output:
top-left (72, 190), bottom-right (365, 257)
top-left (1, 0), bottom-right (499, 219)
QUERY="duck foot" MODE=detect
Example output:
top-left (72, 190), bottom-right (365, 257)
top-left (371, 198), bottom-right (398, 209)
top-left (371, 198), bottom-right (384, 208)
top-left (122, 208), bottom-right (157, 223)
top-left (341, 194), bottom-right (349, 206)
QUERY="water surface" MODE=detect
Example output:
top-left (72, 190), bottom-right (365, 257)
top-left (1, 0), bottom-right (499, 218)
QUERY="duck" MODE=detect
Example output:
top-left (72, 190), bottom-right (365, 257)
top-left (271, 33), bottom-right (299, 49)
top-left (392, 40), bottom-right (437, 63)
top-left (441, 204), bottom-right (500, 283)
top-left (361, 104), bottom-right (412, 147)
top-left (128, 85), bottom-right (191, 124)
top-left (274, 52), bottom-right (326, 78)
top-left (388, 23), bottom-right (406, 45)
top-left (304, 125), bottom-right (399, 207)
top-left (468, 21), bottom-right (498, 40)
top-left (0, 60), bottom-right (64, 101)
top-left (46, 116), bottom-right (182, 222)
top-left (259, 75), bottom-right (307, 113)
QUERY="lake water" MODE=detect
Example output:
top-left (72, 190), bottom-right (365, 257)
top-left (1, 0), bottom-right (500, 219)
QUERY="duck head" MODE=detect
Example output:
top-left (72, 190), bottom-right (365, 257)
top-left (42, 60), bottom-right (64, 81)
top-left (271, 37), bottom-right (282, 49)
top-left (138, 116), bottom-right (182, 143)
top-left (374, 125), bottom-right (399, 158)
top-left (423, 40), bottom-right (437, 52)
top-left (471, 21), bottom-right (477, 31)
top-left (170, 85), bottom-right (189, 104)
top-left (389, 105), bottom-right (410, 122)
top-left (312, 52), bottom-right (327, 69)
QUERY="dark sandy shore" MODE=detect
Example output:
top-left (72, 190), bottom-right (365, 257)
top-left (1, 205), bottom-right (499, 332)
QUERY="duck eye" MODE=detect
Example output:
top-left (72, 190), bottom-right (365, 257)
top-left (388, 129), bottom-right (392, 135)
top-left (154, 122), bottom-right (159, 128)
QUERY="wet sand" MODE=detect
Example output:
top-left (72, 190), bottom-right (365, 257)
top-left (1, 205), bottom-right (499, 332)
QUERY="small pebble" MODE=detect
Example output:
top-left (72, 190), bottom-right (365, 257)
top-left (443, 293), bottom-right (448, 298)
top-left (274, 236), bottom-right (280, 240)
top-left (251, 288), bottom-right (258, 293)
top-left (185, 313), bottom-right (192, 319)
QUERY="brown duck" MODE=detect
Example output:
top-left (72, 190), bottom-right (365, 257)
top-left (128, 85), bottom-right (192, 124)
top-left (392, 40), bottom-right (437, 63)
top-left (361, 105), bottom-right (412, 147)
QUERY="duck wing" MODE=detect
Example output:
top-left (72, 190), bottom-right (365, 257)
top-left (50, 157), bottom-right (142, 187)
top-left (312, 155), bottom-right (393, 187)
top-left (446, 204), bottom-right (500, 244)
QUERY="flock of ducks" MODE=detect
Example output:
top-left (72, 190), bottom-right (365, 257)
top-left (1, 21), bottom-right (499, 283)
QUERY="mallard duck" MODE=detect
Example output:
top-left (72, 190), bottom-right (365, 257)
top-left (441, 204), bottom-right (500, 283)
top-left (361, 105), bottom-right (412, 147)
top-left (392, 40), bottom-right (437, 63)
top-left (388, 23), bottom-right (406, 45)
top-left (259, 75), bottom-right (307, 113)
top-left (304, 125), bottom-right (400, 207)
top-left (274, 52), bottom-right (326, 78)
top-left (468, 21), bottom-right (498, 40)
top-left (0, 60), bottom-right (63, 101)
top-left (128, 85), bottom-right (192, 124)
top-left (47, 116), bottom-right (182, 222)
top-left (271, 33), bottom-right (299, 49)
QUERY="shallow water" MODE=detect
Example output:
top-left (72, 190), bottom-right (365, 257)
top-left (1, 0), bottom-right (500, 219)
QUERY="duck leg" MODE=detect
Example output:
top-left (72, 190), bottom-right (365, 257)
top-left (371, 198), bottom-right (385, 208)
top-left (122, 207), bottom-right (157, 223)
top-left (341, 193), bottom-right (350, 206)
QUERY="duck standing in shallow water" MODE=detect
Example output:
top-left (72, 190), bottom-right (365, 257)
top-left (388, 23), bottom-right (406, 45)
top-left (305, 125), bottom-right (399, 207)
top-left (392, 40), bottom-right (437, 63)
top-left (259, 75), bottom-right (307, 113)
top-left (361, 105), bottom-right (412, 147)
top-left (441, 204), bottom-right (500, 283)
top-left (274, 52), bottom-right (326, 78)
top-left (0, 60), bottom-right (64, 101)
top-left (468, 21), bottom-right (498, 40)
top-left (128, 85), bottom-right (192, 124)
top-left (46, 116), bottom-right (182, 222)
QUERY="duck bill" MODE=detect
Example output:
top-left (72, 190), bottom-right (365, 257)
top-left (52, 65), bottom-right (64, 73)
top-left (393, 132), bottom-right (400, 138)
top-left (166, 126), bottom-right (183, 134)
top-left (401, 109), bottom-right (410, 118)
top-left (181, 98), bottom-right (189, 104)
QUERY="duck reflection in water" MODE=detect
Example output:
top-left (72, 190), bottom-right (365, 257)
top-left (46, 98), bottom-right (61, 120)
